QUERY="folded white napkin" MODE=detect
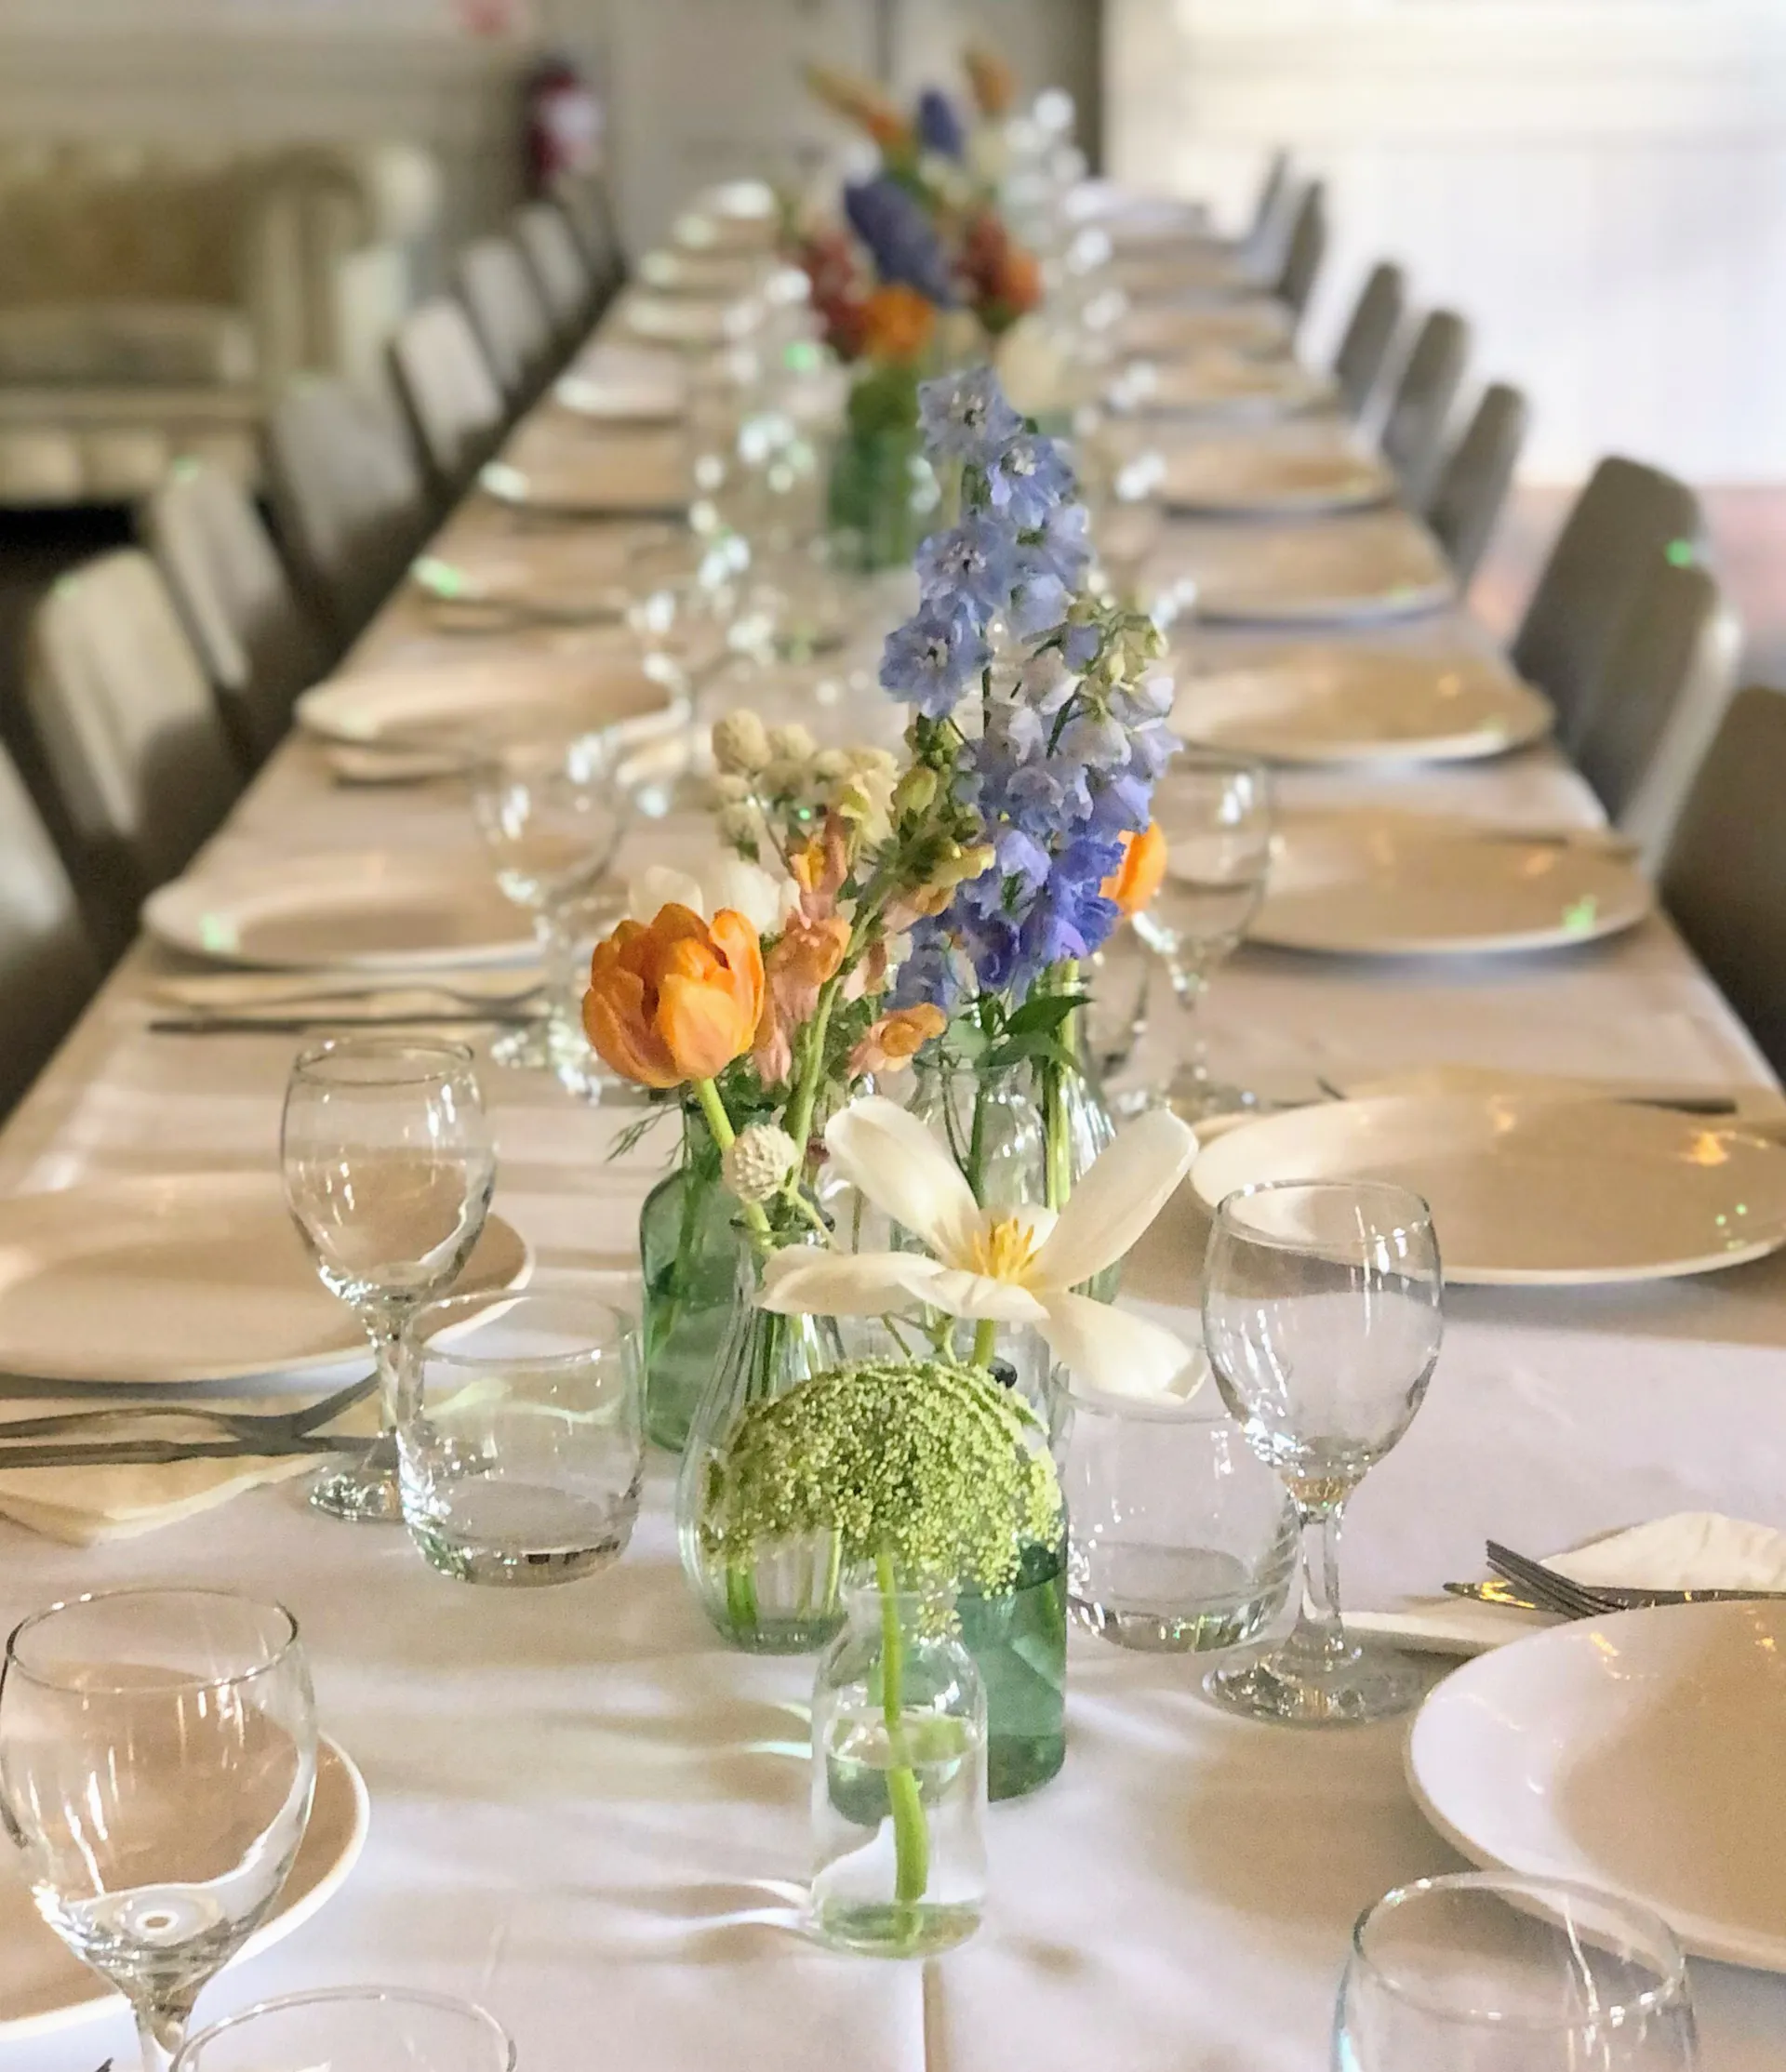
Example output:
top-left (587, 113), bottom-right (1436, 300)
top-left (1352, 1512), bottom-right (1786, 1657)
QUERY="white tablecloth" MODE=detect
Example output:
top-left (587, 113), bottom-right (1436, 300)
top-left (4, 298), bottom-right (1786, 2072)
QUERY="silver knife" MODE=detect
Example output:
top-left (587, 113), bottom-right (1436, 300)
top-left (150, 1012), bottom-right (542, 1035)
top-left (0, 1435), bottom-right (363, 1470)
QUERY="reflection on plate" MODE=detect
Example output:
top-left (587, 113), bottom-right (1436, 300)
top-left (1122, 353), bottom-right (1337, 422)
top-left (1251, 812), bottom-right (1649, 954)
top-left (1158, 437), bottom-right (1394, 517)
top-left (1172, 646), bottom-right (1552, 764)
top-left (0, 1174), bottom-right (531, 1384)
top-left (1408, 1601), bottom-right (1786, 1972)
top-left (1189, 1093), bottom-right (1786, 1284)
top-left (296, 651), bottom-right (674, 750)
top-left (145, 850), bottom-right (537, 971)
top-left (0, 1734), bottom-right (370, 2042)
top-left (1158, 512), bottom-right (1457, 626)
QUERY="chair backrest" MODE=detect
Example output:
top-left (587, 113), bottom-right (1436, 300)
top-left (1380, 309), bottom-right (1470, 506)
top-left (550, 169), bottom-right (624, 297)
top-left (1577, 557), bottom-right (1739, 864)
top-left (1424, 381), bottom-right (1528, 586)
top-left (0, 737), bottom-right (100, 1115)
top-left (1659, 684), bottom-right (1786, 1076)
top-left (1331, 261), bottom-right (1406, 418)
top-left (388, 297), bottom-right (506, 493)
top-left (512, 200), bottom-right (592, 340)
top-left (1510, 456), bottom-right (1706, 751)
top-left (142, 458), bottom-right (331, 768)
top-left (24, 551), bottom-right (241, 920)
top-left (1275, 180), bottom-right (1326, 321)
top-left (456, 234), bottom-right (556, 402)
top-left (265, 374), bottom-right (429, 640)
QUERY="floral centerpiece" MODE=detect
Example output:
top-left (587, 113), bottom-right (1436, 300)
top-left (795, 64), bottom-right (1043, 567)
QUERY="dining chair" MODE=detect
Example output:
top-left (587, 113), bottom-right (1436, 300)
top-left (0, 737), bottom-right (100, 1114)
top-left (1331, 262), bottom-right (1406, 419)
top-left (24, 551), bottom-right (241, 943)
top-left (512, 199), bottom-right (594, 342)
top-left (550, 169), bottom-right (625, 301)
top-left (1510, 457), bottom-right (1707, 753)
top-left (1424, 381), bottom-right (1528, 587)
top-left (456, 234), bottom-right (558, 404)
top-left (1380, 309), bottom-right (1470, 506)
top-left (1274, 181), bottom-right (1326, 323)
top-left (388, 296), bottom-right (506, 496)
top-left (1659, 684), bottom-right (1786, 1077)
top-left (142, 458), bottom-right (332, 769)
top-left (1577, 557), bottom-right (1739, 869)
top-left (265, 374), bottom-right (431, 642)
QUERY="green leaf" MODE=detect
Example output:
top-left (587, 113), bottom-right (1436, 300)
top-left (1005, 992), bottom-right (1090, 1037)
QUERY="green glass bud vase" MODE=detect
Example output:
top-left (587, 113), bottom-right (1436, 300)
top-left (826, 361), bottom-right (937, 573)
top-left (955, 1532), bottom-right (1069, 1801)
top-left (676, 1245), bottom-right (848, 1654)
top-left (638, 1108), bottom-right (752, 1455)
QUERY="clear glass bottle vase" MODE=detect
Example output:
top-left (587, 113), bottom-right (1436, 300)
top-left (675, 1245), bottom-right (848, 1653)
top-left (809, 1567), bottom-right (988, 1957)
top-left (638, 1108), bottom-right (752, 1455)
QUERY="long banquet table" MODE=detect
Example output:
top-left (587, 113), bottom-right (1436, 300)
top-left (5, 248), bottom-right (1786, 2072)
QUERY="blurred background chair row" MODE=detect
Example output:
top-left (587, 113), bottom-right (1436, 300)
top-left (0, 155), bottom-right (1777, 1125)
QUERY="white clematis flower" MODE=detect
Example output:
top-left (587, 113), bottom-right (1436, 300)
top-left (628, 857), bottom-right (799, 936)
top-left (759, 1096), bottom-right (1203, 1402)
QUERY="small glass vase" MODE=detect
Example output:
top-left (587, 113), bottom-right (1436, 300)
top-left (825, 362), bottom-right (937, 573)
top-left (676, 1247), bottom-right (848, 1653)
top-left (638, 1109), bottom-right (752, 1455)
top-left (907, 1056), bottom-right (1046, 1216)
top-left (955, 1534), bottom-right (1069, 1801)
top-left (809, 1568), bottom-right (988, 1958)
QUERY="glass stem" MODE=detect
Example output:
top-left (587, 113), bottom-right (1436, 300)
top-left (1287, 1501), bottom-right (1350, 1670)
top-left (366, 1307), bottom-right (405, 1437)
top-left (1165, 953), bottom-right (1210, 1089)
top-left (135, 1992), bottom-right (193, 2072)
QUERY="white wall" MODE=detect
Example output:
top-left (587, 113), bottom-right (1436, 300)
top-left (1106, 0), bottom-right (1786, 484)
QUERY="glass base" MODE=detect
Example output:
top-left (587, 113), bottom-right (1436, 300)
top-left (1165, 1071), bottom-right (1263, 1124)
top-left (1202, 1633), bottom-right (1425, 1726)
top-left (808, 1899), bottom-right (981, 1959)
top-left (308, 1435), bottom-right (401, 1523)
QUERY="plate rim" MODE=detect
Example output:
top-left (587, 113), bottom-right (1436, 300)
top-left (0, 1171), bottom-right (534, 1383)
top-left (1187, 1093), bottom-right (1786, 1285)
top-left (295, 654), bottom-right (662, 747)
top-left (0, 1732), bottom-right (371, 2043)
top-left (1405, 1602), bottom-right (1786, 1973)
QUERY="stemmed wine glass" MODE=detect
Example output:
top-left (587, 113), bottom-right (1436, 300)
top-left (0, 1589), bottom-right (317, 2072)
top-left (1130, 750), bottom-right (1273, 1120)
top-left (1335, 1872), bottom-right (1699, 2070)
top-left (282, 1037), bottom-right (496, 1522)
top-left (469, 730), bottom-right (631, 1072)
top-left (1201, 1178), bottom-right (1443, 1725)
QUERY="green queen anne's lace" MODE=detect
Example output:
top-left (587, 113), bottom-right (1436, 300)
top-left (700, 1357), bottom-right (1063, 1596)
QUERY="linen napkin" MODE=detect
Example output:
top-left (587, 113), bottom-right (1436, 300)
top-left (1351, 1511), bottom-right (1786, 1657)
top-left (0, 1396), bottom-right (379, 1547)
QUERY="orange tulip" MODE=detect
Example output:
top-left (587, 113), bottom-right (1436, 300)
top-left (964, 43), bottom-right (1018, 118)
top-left (583, 904), bottom-right (765, 1090)
top-left (1103, 823), bottom-right (1167, 917)
top-left (861, 283), bottom-right (937, 363)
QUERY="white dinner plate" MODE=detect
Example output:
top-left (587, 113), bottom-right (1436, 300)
top-left (1123, 353), bottom-right (1337, 422)
top-left (1166, 512), bottom-right (1457, 626)
top-left (0, 1734), bottom-right (369, 2043)
top-left (1250, 812), bottom-right (1649, 955)
top-left (145, 850), bottom-right (537, 970)
top-left (480, 432), bottom-right (691, 520)
top-left (296, 650), bottom-right (674, 750)
top-left (1407, 1601), bottom-right (1786, 1971)
top-left (620, 290), bottom-right (756, 348)
top-left (1172, 645), bottom-right (1552, 764)
top-left (0, 1174), bottom-right (530, 1384)
top-left (1108, 249), bottom-right (1263, 302)
top-left (1120, 299), bottom-right (1293, 361)
top-left (1189, 1093), bottom-right (1786, 1284)
top-left (637, 247), bottom-right (768, 298)
top-left (1159, 438), bottom-right (1395, 518)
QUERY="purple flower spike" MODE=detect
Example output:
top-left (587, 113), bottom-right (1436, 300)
top-left (987, 432), bottom-right (1074, 528)
top-left (916, 513), bottom-right (1019, 621)
top-left (917, 367), bottom-right (1023, 466)
top-left (880, 600), bottom-right (991, 717)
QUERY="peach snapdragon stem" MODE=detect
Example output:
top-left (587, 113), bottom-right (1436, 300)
top-left (690, 1077), bottom-right (773, 1242)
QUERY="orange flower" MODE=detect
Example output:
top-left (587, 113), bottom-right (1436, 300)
top-left (754, 912), bottom-right (852, 1083)
top-left (1102, 824), bottom-right (1167, 917)
top-left (992, 246), bottom-right (1042, 314)
top-left (861, 283), bottom-right (937, 363)
top-left (964, 43), bottom-right (1017, 118)
top-left (848, 1003), bottom-right (946, 1078)
top-left (583, 904), bottom-right (764, 1090)
top-left (806, 63), bottom-right (913, 150)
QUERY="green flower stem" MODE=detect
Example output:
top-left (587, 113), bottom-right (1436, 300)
top-left (1042, 958), bottom-right (1080, 1215)
top-left (970, 1317), bottom-right (998, 1369)
top-left (876, 1547), bottom-right (929, 1913)
top-left (783, 972), bottom-right (844, 1178)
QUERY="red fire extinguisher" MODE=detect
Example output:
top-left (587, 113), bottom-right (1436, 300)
top-left (524, 55), bottom-right (604, 197)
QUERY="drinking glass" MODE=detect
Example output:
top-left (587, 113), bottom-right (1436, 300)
top-left (173, 1986), bottom-right (514, 2072)
top-left (1201, 1179), bottom-right (1442, 1724)
top-left (469, 731), bottom-right (630, 1071)
top-left (0, 1590), bottom-right (317, 2072)
top-left (282, 1038), bottom-right (496, 1522)
top-left (1335, 1872), bottom-right (1698, 2070)
top-left (398, 1287), bottom-right (644, 1586)
top-left (1130, 750), bottom-right (1273, 1120)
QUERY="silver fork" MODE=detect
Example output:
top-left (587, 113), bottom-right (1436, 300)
top-left (1485, 1539), bottom-right (1786, 1616)
top-left (0, 1373), bottom-right (378, 1447)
